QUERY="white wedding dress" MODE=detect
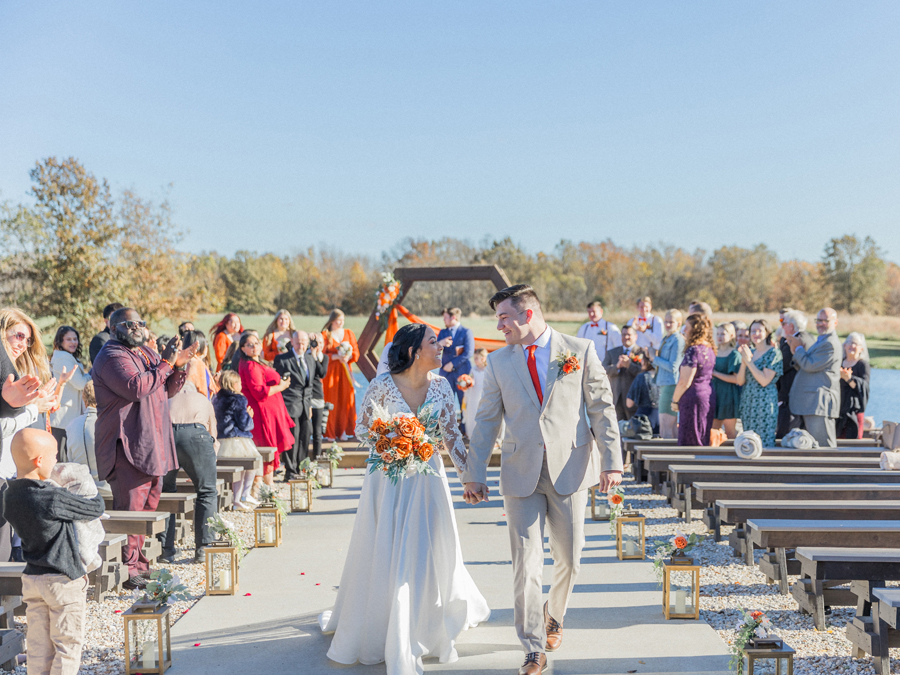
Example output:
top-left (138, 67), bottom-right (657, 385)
top-left (319, 374), bottom-right (490, 674)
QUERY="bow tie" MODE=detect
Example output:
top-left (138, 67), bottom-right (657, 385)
top-left (590, 322), bottom-right (599, 328)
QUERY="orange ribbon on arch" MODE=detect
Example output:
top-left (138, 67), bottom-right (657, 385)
top-left (384, 305), bottom-right (506, 352)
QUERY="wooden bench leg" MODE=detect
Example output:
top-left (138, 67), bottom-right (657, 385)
top-left (777, 548), bottom-right (790, 595)
top-left (712, 505), bottom-right (721, 542)
top-left (872, 600), bottom-right (890, 675)
top-left (684, 486), bottom-right (692, 523)
top-left (744, 537), bottom-right (755, 567)
top-left (813, 580), bottom-right (827, 631)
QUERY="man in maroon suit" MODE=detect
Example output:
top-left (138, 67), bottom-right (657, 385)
top-left (92, 308), bottom-right (196, 589)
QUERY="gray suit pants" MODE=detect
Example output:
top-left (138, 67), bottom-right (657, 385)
top-left (802, 415), bottom-right (836, 448)
top-left (503, 456), bottom-right (587, 653)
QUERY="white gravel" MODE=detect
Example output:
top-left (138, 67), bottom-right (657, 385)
top-left (623, 475), bottom-right (900, 675)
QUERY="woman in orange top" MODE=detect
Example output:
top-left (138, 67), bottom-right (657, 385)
top-left (262, 309), bottom-right (295, 362)
top-left (210, 313), bottom-right (243, 372)
top-left (321, 309), bottom-right (359, 441)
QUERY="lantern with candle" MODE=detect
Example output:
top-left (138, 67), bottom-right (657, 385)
top-left (730, 610), bottom-right (793, 675)
top-left (589, 485), bottom-right (611, 521)
top-left (123, 569), bottom-right (189, 674)
top-left (205, 514), bottom-right (246, 595)
top-left (615, 511), bottom-right (645, 560)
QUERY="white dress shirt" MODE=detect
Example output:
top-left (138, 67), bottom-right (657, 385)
top-left (521, 326), bottom-right (552, 398)
top-left (625, 314), bottom-right (664, 352)
top-left (576, 320), bottom-right (622, 362)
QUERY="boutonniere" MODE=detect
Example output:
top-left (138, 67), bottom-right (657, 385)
top-left (555, 350), bottom-right (581, 380)
top-left (629, 352), bottom-right (642, 363)
top-left (599, 330), bottom-right (608, 336)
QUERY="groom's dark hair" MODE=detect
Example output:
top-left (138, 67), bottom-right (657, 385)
top-left (489, 284), bottom-right (541, 312)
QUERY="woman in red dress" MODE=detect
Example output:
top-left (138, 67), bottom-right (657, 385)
top-left (237, 332), bottom-right (294, 485)
top-left (321, 309), bottom-right (360, 441)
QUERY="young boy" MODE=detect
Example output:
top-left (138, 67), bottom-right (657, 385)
top-left (3, 428), bottom-right (104, 675)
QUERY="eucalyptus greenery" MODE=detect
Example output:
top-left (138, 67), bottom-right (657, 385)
top-left (258, 484), bottom-right (289, 522)
top-left (324, 441), bottom-right (344, 469)
top-left (140, 568), bottom-right (191, 606)
top-left (206, 513), bottom-right (249, 560)
top-left (298, 458), bottom-right (322, 489)
top-left (652, 531), bottom-right (703, 584)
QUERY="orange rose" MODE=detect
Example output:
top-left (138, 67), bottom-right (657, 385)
top-left (397, 417), bottom-right (419, 439)
top-left (674, 536), bottom-right (688, 549)
top-left (392, 436), bottom-right (413, 458)
top-left (371, 419), bottom-right (390, 435)
top-left (417, 442), bottom-right (434, 461)
top-left (375, 437), bottom-right (391, 453)
top-left (609, 493), bottom-right (623, 505)
top-left (750, 611), bottom-right (763, 620)
top-left (380, 451), bottom-right (394, 464)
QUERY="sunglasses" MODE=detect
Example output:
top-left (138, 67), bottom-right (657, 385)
top-left (6, 331), bottom-right (33, 347)
top-left (116, 320), bottom-right (147, 330)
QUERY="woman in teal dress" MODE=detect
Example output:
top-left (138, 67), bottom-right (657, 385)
top-left (710, 323), bottom-right (742, 439)
top-left (737, 319), bottom-right (783, 447)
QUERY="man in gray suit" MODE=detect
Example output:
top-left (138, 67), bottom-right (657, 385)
top-left (778, 310), bottom-right (815, 437)
top-left (602, 325), bottom-right (643, 421)
top-left (785, 307), bottom-right (842, 447)
top-left (462, 284), bottom-right (622, 675)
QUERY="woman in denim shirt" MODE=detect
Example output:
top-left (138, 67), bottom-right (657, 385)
top-left (653, 309), bottom-right (685, 438)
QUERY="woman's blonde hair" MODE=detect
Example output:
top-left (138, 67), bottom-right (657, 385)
top-left (716, 322), bottom-right (736, 348)
top-left (0, 308), bottom-right (51, 383)
top-left (82, 380), bottom-right (97, 408)
top-left (219, 369), bottom-right (242, 394)
top-left (264, 309), bottom-right (295, 338)
top-left (323, 308), bottom-right (345, 333)
top-left (664, 309), bottom-right (683, 328)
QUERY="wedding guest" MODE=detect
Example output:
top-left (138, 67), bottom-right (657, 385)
top-left (308, 331), bottom-right (328, 459)
top-left (602, 325), bottom-right (642, 421)
top-left (4, 428), bottom-right (103, 675)
top-left (688, 300), bottom-right (713, 318)
top-left (625, 296), bottom-right (664, 351)
top-left (672, 314), bottom-right (716, 446)
top-left (65, 381), bottom-right (109, 494)
top-left (49, 326), bottom-right (91, 449)
top-left (576, 300), bottom-right (622, 363)
top-left (163, 381), bottom-right (219, 563)
top-left (214, 370), bottom-right (261, 511)
top-left (626, 356), bottom-right (659, 434)
top-left (654, 310), bottom-right (685, 439)
top-left (463, 348), bottom-right (489, 438)
top-left (92, 308), bottom-right (195, 588)
top-left (777, 310), bottom-right (813, 438)
top-left (222, 329), bottom-right (258, 373)
top-left (775, 308), bottom-right (792, 341)
top-left (737, 320), bottom-right (783, 447)
top-left (274, 331), bottom-right (327, 478)
top-left (88, 302), bottom-right (123, 364)
top-left (210, 313), bottom-right (243, 372)
top-left (837, 332), bottom-right (870, 440)
top-left (732, 320), bottom-right (750, 348)
top-left (183, 330), bottom-right (217, 399)
top-left (437, 308), bottom-right (475, 417)
top-left (262, 309), bottom-right (295, 362)
top-left (321, 309), bottom-right (359, 441)
top-left (146, 331), bottom-right (159, 354)
top-left (238, 332), bottom-right (294, 486)
top-left (178, 321), bottom-right (195, 336)
top-left (710, 323), bottom-right (742, 439)
top-left (785, 308), bottom-right (842, 447)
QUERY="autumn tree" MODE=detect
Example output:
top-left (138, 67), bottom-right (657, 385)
top-left (708, 245), bottom-right (779, 313)
top-left (822, 235), bottom-right (886, 314)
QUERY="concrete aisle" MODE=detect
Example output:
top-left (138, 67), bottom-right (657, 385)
top-left (170, 467), bottom-right (731, 675)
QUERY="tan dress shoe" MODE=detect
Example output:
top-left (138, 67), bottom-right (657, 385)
top-left (544, 601), bottom-right (563, 652)
top-left (518, 652), bottom-right (547, 675)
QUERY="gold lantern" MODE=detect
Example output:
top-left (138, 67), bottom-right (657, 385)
top-left (123, 603), bottom-right (171, 674)
top-left (317, 462), bottom-right (334, 488)
top-left (589, 485), bottom-right (611, 521)
top-left (290, 478), bottom-right (313, 512)
top-left (662, 557), bottom-right (700, 620)
top-left (205, 542), bottom-right (239, 596)
top-left (615, 511), bottom-right (645, 560)
top-left (254, 505), bottom-right (282, 547)
top-left (742, 638), bottom-right (794, 675)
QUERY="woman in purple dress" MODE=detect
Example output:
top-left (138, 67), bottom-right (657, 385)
top-left (672, 313), bottom-right (717, 446)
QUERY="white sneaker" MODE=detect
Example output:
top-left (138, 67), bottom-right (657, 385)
top-left (233, 501), bottom-right (251, 512)
top-left (244, 495), bottom-right (261, 506)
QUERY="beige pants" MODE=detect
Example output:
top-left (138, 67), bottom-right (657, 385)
top-left (22, 573), bottom-right (88, 675)
top-left (503, 457), bottom-right (587, 653)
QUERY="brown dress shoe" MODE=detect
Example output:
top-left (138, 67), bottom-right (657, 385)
top-left (544, 601), bottom-right (563, 652)
top-left (518, 652), bottom-right (547, 675)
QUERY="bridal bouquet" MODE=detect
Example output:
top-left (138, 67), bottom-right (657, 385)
top-left (362, 406), bottom-right (439, 484)
top-left (338, 341), bottom-right (353, 360)
top-left (456, 374), bottom-right (475, 391)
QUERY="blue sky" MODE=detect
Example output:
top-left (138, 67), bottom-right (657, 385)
top-left (1, 2), bottom-right (898, 261)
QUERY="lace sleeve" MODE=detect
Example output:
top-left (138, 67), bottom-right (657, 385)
top-left (355, 375), bottom-right (392, 443)
top-left (435, 377), bottom-right (467, 474)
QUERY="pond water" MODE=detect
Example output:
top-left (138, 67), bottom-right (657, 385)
top-left (354, 368), bottom-right (900, 426)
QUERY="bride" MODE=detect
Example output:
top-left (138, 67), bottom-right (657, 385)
top-left (319, 323), bottom-right (490, 674)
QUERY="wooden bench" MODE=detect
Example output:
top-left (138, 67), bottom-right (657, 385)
top-left (792, 547), bottom-right (900, 634)
top-left (746, 520), bottom-right (900, 596)
top-left (91, 534), bottom-right (126, 599)
top-left (644, 455), bottom-right (880, 494)
top-left (217, 456), bottom-right (262, 472)
top-left (0, 564), bottom-right (24, 672)
top-left (871, 587), bottom-right (900, 674)
top-left (257, 447), bottom-right (276, 464)
top-left (104, 492), bottom-right (196, 515)
top-left (710, 500), bottom-right (900, 547)
top-left (669, 466), bottom-right (900, 522)
top-left (102, 510), bottom-right (169, 536)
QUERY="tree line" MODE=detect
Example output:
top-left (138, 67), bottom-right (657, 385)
top-left (1, 157), bottom-right (896, 339)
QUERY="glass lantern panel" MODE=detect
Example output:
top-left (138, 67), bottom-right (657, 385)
top-left (620, 521), bottom-right (643, 556)
top-left (211, 551), bottom-right (233, 591)
top-left (257, 512), bottom-right (278, 543)
top-left (666, 569), bottom-right (696, 614)
top-left (317, 466), bottom-right (331, 487)
top-left (128, 617), bottom-right (161, 672)
top-left (291, 483), bottom-right (310, 510)
top-left (744, 654), bottom-right (788, 675)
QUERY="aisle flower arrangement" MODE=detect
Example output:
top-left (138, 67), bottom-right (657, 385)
top-left (258, 484), bottom-right (289, 522)
top-left (607, 485), bottom-right (626, 533)
top-left (324, 440), bottom-right (344, 468)
top-left (652, 529), bottom-right (703, 583)
top-left (138, 569), bottom-right (191, 606)
top-left (374, 271), bottom-right (402, 324)
top-left (207, 513), bottom-right (249, 560)
top-left (361, 403), bottom-right (438, 484)
top-left (729, 609), bottom-right (774, 674)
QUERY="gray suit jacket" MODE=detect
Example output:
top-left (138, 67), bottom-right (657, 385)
top-left (601, 345), bottom-right (642, 410)
top-left (789, 331), bottom-right (841, 418)
top-left (462, 329), bottom-right (623, 498)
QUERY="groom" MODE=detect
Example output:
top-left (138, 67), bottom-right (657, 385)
top-left (462, 284), bottom-right (623, 675)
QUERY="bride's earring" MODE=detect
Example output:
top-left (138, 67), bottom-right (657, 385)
top-left (416, 355), bottom-right (419, 360)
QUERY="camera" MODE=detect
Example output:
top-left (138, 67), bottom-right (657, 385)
top-left (309, 335), bottom-right (318, 348)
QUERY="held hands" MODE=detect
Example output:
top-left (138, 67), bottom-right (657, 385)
top-left (784, 333), bottom-right (801, 353)
top-left (599, 470), bottom-right (623, 492)
top-left (34, 378), bottom-right (60, 414)
top-left (617, 355), bottom-right (630, 369)
top-left (463, 482), bottom-right (489, 505)
top-left (840, 367), bottom-right (852, 382)
top-left (442, 363), bottom-right (453, 373)
top-left (162, 336), bottom-right (199, 368)
top-left (439, 337), bottom-right (453, 348)
top-left (737, 344), bottom-right (753, 363)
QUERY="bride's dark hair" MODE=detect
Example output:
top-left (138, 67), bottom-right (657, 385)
top-left (388, 324), bottom-right (427, 375)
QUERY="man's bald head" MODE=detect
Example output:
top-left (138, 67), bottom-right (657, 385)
top-left (816, 307), bottom-right (838, 335)
top-left (11, 428), bottom-right (58, 479)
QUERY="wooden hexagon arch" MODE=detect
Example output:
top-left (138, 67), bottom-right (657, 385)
top-left (356, 264), bottom-right (511, 380)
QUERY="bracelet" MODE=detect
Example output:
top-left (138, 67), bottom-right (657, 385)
top-left (671, 399), bottom-right (680, 405)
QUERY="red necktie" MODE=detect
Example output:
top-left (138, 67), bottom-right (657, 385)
top-left (526, 345), bottom-right (543, 406)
